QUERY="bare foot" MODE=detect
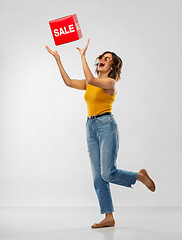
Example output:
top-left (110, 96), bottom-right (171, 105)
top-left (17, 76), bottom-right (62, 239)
top-left (91, 217), bottom-right (115, 228)
top-left (91, 212), bottom-right (114, 228)
top-left (99, 216), bottom-right (114, 224)
top-left (137, 169), bottom-right (156, 192)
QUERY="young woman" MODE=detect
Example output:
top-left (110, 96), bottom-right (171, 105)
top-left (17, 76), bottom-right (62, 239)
top-left (45, 38), bottom-right (156, 228)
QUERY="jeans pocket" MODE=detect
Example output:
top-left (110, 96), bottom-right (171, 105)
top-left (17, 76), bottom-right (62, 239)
top-left (96, 115), bottom-right (112, 124)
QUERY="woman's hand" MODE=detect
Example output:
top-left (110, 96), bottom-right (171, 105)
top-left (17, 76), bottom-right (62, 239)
top-left (45, 45), bottom-right (60, 62)
top-left (77, 38), bottom-right (90, 57)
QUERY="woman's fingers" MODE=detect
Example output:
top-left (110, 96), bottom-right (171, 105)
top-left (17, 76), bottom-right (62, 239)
top-left (45, 45), bottom-right (60, 61)
top-left (76, 47), bottom-right (82, 56)
top-left (83, 38), bottom-right (90, 53)
top-left (83, 38), bottom-right (90, 52)
top-left (76, 47), bottom-right (81, 53)
top-left (45, 45), bottom-right (55, 55)
top-left (76, 38), bottom-right (90, 56)
top-left (85, 38), bottom-right (90, 49)
top-left (45, 45), bottom-right (52, 52)
top-left (46, 38), bottom-right (90, 56)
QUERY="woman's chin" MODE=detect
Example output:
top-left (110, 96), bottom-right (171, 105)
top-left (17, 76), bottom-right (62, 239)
top-left (98, 68), bottom-right (105, 72)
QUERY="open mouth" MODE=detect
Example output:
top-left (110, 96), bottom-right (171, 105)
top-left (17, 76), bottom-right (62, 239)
top-left (99, 61), bottom-right (105, 67)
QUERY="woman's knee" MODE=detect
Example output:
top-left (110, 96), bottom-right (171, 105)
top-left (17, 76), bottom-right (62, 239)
top-left (101, 170), bottom-right (113, 182)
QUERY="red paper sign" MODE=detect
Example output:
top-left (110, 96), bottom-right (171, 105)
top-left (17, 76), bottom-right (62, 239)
top-left (49, 14), bottom-right (83, 46)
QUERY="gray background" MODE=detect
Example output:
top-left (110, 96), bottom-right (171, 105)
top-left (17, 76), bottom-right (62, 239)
top-left (0, 0), bottom-right (181, 207)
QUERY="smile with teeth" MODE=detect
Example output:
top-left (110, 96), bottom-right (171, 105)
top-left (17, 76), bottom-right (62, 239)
top-left (99, 61), bottom-right (105, 67)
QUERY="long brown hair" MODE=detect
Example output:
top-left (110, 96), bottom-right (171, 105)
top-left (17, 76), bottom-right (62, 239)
top-left (95, 51), bottom-right (123, 81)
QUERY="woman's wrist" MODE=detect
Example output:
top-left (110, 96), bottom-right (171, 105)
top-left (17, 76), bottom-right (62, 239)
top-left (81, 55), bottom-right (86, 59)
top-left (56, 58), bottom-right (61, 64)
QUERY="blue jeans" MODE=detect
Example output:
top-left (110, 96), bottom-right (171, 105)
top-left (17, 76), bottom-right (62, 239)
top-left (86, 113), bottom-right (138, 214)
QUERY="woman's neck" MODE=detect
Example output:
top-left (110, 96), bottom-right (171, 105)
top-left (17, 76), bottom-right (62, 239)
top-left (98, 71), bottom-right (109, 79)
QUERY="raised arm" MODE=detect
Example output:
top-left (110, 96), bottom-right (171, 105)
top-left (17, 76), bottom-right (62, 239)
top-left (77, 38), bottom-right (115, 89)
top-left (45, 45), bottom-right (86, 90)
top-left (77, 38), bottom-right (94, 83)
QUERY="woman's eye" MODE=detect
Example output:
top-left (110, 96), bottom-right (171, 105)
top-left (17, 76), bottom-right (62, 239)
top-left (106, 57), bottom-right (110, 61)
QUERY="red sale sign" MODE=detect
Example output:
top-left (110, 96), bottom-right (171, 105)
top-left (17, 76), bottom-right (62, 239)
top-left (49, 14), bottom-right (83, 46)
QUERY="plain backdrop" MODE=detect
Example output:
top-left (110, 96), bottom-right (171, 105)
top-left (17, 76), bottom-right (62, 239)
top-left (0, 0), bottom-right (182, 208)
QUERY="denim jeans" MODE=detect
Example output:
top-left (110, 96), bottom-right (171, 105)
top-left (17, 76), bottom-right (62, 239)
top-left (86, 113), bottom-right (138, 214)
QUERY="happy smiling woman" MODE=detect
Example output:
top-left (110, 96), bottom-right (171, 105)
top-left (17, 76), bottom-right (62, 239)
top-left (45, 38), bottom-right (156, 228)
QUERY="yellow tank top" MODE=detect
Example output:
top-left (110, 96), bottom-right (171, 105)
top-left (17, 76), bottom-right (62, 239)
top-left (84, 84), bottom-right (117, 117)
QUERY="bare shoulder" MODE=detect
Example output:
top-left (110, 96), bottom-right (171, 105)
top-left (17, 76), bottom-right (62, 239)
top-left (105, 77), bottom-right (117, 88)
top-left (103, 78), bottom-right (118, 95)
top-left (107, 77), bottom-right (115, 81)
